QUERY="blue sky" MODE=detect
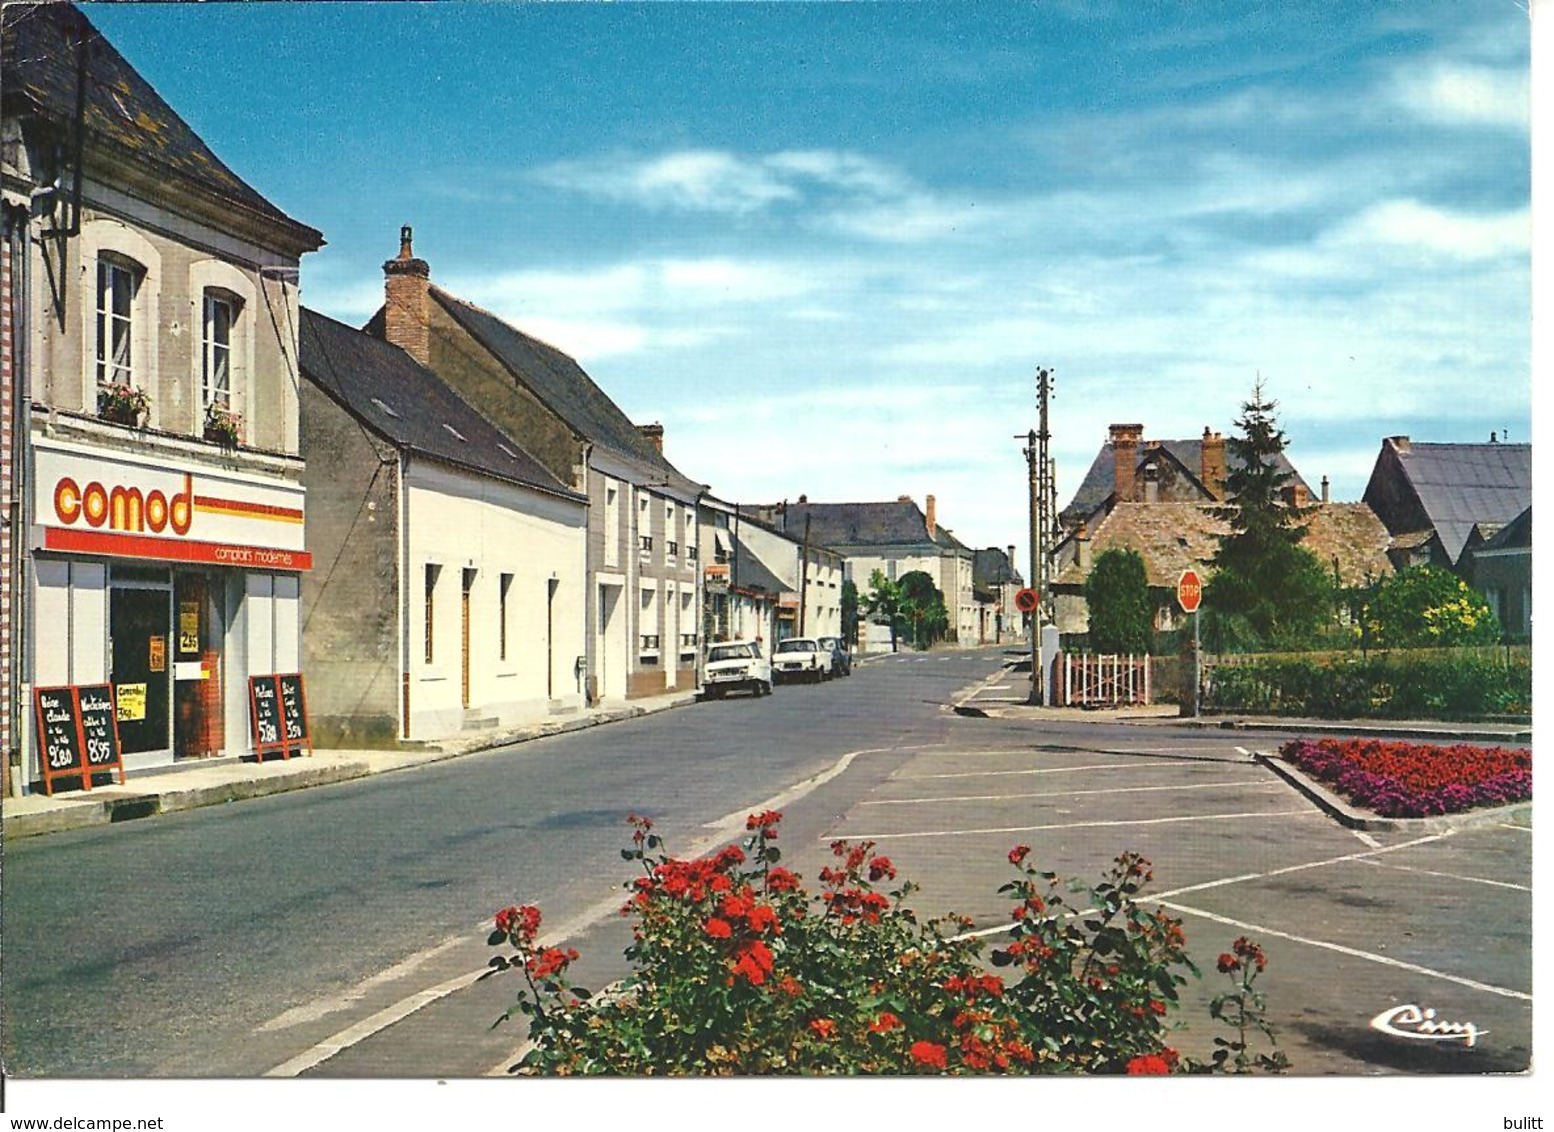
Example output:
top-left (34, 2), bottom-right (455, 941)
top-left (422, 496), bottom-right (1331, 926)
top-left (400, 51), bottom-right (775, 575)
top-left (88, 1), bottom-right (1532, 567)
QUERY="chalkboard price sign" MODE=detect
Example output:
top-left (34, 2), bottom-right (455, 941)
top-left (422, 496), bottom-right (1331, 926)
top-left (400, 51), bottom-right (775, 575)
top-left (249, 673), bottom-right (312, 760)
top-left (33, 684), bottom-right (126, 795)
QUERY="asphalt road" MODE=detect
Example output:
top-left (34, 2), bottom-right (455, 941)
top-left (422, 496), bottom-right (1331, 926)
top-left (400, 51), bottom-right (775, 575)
top-left (1, 646), bottom-right (1531, 1079)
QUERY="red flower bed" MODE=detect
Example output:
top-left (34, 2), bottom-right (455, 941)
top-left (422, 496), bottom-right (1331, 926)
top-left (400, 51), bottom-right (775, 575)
top-left (1280, 737), bottom-right (1531, 817)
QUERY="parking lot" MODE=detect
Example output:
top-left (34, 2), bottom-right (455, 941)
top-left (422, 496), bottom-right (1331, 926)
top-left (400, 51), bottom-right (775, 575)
top-left (813, 729), bottom-right (1533, 1075)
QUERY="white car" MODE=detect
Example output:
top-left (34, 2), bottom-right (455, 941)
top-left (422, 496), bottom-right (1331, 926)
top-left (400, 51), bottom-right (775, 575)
top-left (702, 640), bottom-right (773, 698)
top-left (772, 637), bottom-right (829, 684)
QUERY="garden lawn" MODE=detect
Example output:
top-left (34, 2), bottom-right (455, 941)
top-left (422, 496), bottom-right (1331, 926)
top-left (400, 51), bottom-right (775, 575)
top-left (1280, 737), bottom-right (1530, 818)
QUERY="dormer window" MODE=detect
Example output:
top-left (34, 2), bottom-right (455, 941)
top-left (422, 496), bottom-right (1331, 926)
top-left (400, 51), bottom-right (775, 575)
top-left (96, 256), bottom-right (140, 387)
top-left (202, 290), bottom-right (239, 410)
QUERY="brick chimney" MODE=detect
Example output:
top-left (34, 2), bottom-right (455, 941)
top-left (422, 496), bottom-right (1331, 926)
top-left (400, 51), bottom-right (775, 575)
top-left (1007, 545), bottom-right (1017, 581)
top-left (638, 422), bottom-right (664, 454)
top-left (1389, 435), bottom-right (1411, 455)
top-left (1110, 424), bottom-right (1144, 503)
top-left (382, 225), bottom-right (431, 366)
top-left (925, 494), bottom-right (937, 538)
top-left (1321, 475), bottom-right (1330, 504)
top-left (1200, 428), bottom-right (1227, 500)
top-left (1076, 521), bottom-right (1092, 572)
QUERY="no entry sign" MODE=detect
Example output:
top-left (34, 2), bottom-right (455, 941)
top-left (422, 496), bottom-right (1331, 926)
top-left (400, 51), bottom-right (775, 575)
top-left (1177, 569), bottom-right (1203, 613)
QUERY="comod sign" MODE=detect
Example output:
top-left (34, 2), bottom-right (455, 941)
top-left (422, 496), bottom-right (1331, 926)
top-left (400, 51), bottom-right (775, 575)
top-left (34, 440), bottom-right (312, 570)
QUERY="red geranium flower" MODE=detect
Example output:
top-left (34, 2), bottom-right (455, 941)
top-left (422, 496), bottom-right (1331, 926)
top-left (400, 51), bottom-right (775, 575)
top-left (705, 917), bottom-right (733, 939)
top-left (1009, 844), bottom-right (1031, 865)
top-left (766, 867), bottom-right (800, 893)
top-left (1216, 952), bottom-right (1240, 973)
top-left (868, 1012), bottom-right (903, 1033)
top-left (910, 1041), bottom-right (948, 1069)
top-left (1126, 1053), bottom-right (1172, 1075)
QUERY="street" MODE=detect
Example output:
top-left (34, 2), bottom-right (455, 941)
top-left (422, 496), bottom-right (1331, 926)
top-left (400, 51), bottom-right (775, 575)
top-left (0, 647), bottom-right (1531, 1078)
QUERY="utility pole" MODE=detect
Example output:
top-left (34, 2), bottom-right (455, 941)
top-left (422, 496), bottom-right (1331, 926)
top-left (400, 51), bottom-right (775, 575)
top-left (1017, 366), bottom-right (1054, 704)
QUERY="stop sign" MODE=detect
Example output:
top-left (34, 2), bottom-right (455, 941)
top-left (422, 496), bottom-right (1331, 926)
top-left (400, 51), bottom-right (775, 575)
top-left (1177, 569), bottom-right (1203, 613)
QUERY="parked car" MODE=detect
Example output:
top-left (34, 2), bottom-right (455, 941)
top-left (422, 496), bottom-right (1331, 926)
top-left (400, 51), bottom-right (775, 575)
top-left (815, 635), bottom-right (851, 677)
top-left (702, 639), bottom-right (773, 698)
top-left (772, 637), bottom-right (829, 683)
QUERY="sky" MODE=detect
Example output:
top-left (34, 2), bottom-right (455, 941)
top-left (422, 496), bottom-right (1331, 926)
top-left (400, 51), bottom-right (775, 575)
top-left (82, 0), bottom-right (1532, 573)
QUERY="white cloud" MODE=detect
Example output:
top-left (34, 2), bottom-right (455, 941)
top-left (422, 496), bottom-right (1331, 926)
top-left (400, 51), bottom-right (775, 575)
top-left (1335, 199), bottom-right (1529, 261)
top-left (533, 150), bottom-right (799, 214)
top-left (1389, 63), bottom-right (1529, 130)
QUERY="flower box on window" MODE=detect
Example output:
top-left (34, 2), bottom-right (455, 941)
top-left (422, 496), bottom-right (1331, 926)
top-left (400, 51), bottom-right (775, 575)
top-left (97, 383), bottom-right (149, 427)
top-left (203, 404), bottom-right (243, 448)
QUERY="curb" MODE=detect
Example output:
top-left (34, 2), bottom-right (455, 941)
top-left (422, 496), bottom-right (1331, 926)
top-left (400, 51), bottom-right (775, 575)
top-left (1253, 751), bottom-right (1533, 833)
top-left (2, 691), bottom-right (702, 841)
top-left (1185, 717), bottom-right (1531, 744)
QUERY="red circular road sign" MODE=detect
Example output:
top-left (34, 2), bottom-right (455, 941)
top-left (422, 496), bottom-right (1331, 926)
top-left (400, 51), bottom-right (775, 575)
top-left (1014, 587), bottom-right (1039, 613)
top-left (1177, 569), bottom-right (1203, 613)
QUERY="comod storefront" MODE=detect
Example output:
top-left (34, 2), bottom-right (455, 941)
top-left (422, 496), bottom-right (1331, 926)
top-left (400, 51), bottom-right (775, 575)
top-left (27, 437), bottom-right (310, 784)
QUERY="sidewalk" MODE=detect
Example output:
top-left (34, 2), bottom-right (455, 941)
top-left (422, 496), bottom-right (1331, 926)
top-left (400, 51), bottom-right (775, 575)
top-left (1, 689), bottom-right (700, 841)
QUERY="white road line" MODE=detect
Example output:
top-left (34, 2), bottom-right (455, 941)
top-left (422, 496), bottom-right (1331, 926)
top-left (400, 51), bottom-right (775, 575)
top-left (1157, 898), bottom-right (1532, 1003)
top-left (264, 742), bottom-right (897, 1078)
top-left (1499, 822), bottom-right (1533, 833)
top-left (1352, 829), bottom-right (1382, 849)
top-left (901, 760), bottom-right (1196, 781)
top-left (1150, 832), bottom-right (1449, 900)
top-left (1355, 857), bottom-right (1531, 893)
top-left (861, 780), bottom-right (1284, 807)
top-left (256, 934), bottom-right (467, 1033)
top-left (838, 809), bottom-right (1320, 842)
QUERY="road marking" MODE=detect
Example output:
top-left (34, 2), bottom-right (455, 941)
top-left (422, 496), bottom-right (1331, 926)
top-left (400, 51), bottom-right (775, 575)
top-left (1499, 822), bottom-right (1533, 833)
top-left (1157, 898), bottom-right (1532, 1002)
top-left (901, 760), bottom-right (1196, 781)
top-left (1352, 829), bottom-right (1382, 849)
top-left (861, 780), bottom-right (1283, 807)
top-left (838, 809), bottom-right (1319, 842)
top-left (262, 742), bottom-right (899, 1077)
top-left (1150, 833), bottom-right (1449, 900)
top-left (983, 684), bottom-right (1013, 691)
top-left (256, 935), bottom-right (466, 1032)
top-left (1355, 857), bottom-right (1531, 893)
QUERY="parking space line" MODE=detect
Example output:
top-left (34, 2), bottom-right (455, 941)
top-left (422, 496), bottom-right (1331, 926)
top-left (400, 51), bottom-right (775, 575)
top-left (837, 808), bottom-right (1319, 842)
top-left (861, 780), bottom-right (1284, 807)
top-left (1355, 857), bottom-right (1531, 893)
top-left (1151, 832), bottom-right (1448, 900)
top-left (1157, 898), bottom-right (1532, 1002)
top-left (1499, 822), bottom-right (1533, 833)
top-left (902, 760), bottom-right (1196, 781)
top-left (1351, 829), bottom-right (1382, 849)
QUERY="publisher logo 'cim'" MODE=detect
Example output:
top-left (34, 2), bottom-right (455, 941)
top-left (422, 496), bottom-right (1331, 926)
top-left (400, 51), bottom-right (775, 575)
top-left (53, 473), bottom-right (193, 537)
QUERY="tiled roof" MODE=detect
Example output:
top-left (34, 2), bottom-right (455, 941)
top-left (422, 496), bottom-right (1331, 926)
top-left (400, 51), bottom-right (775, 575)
top-left (1369, 441), bottom-right (1532, 565)
top-left (426, 288), bottom-right (695, 490)
top-left (1, 3), bottom-right (321, 249)
top-left (1054, 502), bottom-right (1392, 589)
top-left (1061, 436), bottom-right (1310, 523)
top-left (299, 307), bottom-right (580, 500)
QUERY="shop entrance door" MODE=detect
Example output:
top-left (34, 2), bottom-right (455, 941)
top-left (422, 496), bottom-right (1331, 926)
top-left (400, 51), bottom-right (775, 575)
top-left (111, 586), bottom-right (172, 756)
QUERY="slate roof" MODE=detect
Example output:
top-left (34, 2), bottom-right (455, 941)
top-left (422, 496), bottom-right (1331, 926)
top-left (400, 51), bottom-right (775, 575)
top-left (422, 288), bottom-right (696, 491)
top-left (973, 547), bottom-right (1024, 588)
top-left (1477, 506), bottom-right (1531, 553)
top-left (1061, 435), bottom-right (1310, 524)
top-left (1053, 502), bottom-right (1392, 589)
top-left (1, 3), bottom-right (321, 250)
top-left (299, 307), bottom-right (580, 500)
top-left (1365, 441), bottom-right (1532, 565)
top-left (774, 500), bottom-right (937, 549)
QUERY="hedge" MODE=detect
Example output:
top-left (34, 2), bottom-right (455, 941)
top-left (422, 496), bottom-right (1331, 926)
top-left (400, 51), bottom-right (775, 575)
top-left (1203, 650), bottom-right (1530, 720)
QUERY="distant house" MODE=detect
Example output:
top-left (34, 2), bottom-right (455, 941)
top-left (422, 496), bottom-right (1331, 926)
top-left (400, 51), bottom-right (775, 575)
top-left (1050, 502), bottom-right (1393, 636)
top-left (973, 546), bottom-right (1024, 644)
top-left (365, 229), bottom-right (703, 703)
top-left (299, 308), bottom-right (587, 745)
top-left (1361, 435), bottom-right (1532, 573)
top-left (1060, 423), bottom-right (1319, 534)
top-left (1466, 506), bottom-right (1530, 641)
top-left (761, 495), bottom-right (976, 642)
